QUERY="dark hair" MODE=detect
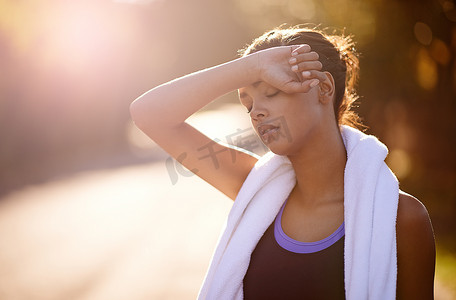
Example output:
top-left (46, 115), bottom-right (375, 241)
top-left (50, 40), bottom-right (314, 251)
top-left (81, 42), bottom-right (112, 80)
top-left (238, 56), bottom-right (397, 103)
top-left (239, 25), bottom-right (364, 129)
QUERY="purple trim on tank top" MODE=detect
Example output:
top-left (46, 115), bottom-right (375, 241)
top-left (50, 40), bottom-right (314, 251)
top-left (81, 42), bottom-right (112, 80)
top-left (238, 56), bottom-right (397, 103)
top-left (274, 200), bottom-right (345, 254)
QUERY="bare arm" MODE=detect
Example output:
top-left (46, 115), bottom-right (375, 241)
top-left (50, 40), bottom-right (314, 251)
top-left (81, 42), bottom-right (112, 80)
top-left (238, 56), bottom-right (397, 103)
top-left (130, 45), bottom-right (321, 199)
top-left (131, 56), bottom-right (258, 129)
top-left (396, 191), bottom-right (436, 299)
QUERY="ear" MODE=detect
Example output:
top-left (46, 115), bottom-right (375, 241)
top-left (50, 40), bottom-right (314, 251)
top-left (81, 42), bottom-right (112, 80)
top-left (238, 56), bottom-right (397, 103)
top-left (318, 71), bottom-right (336, 105)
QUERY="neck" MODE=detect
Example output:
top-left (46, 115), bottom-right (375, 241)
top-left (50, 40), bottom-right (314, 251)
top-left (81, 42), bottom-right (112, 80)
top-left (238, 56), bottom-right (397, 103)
top-left (287, 123), bottom-right (347, 206)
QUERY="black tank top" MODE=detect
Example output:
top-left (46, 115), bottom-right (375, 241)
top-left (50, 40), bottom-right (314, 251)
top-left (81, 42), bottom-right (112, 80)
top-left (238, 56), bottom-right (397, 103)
top-left (243, 217), bottom-right (346, 299)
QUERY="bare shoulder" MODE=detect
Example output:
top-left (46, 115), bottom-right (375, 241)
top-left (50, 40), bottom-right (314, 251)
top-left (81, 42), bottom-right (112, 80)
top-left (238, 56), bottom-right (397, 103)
top-left (396, 190), bottom-right (435, 254)
top-left (397, 191), bottom-right (433, 229)
top-left (396, 190), bottom-right (435, 299)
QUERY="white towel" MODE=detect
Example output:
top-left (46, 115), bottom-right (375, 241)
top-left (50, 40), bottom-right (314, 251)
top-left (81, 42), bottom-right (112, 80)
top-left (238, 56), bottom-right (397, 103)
top-left (198, 125), bottom-right (399, 300)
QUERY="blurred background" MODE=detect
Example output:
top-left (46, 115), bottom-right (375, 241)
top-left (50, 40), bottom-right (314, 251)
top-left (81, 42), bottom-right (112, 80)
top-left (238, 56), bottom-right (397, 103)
top-left (0, 0), bottom-right (455, 299)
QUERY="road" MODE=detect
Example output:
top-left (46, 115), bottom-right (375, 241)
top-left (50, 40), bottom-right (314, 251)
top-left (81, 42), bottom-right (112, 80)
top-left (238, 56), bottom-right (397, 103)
top-left (0, 159), bottom-right (233, 300)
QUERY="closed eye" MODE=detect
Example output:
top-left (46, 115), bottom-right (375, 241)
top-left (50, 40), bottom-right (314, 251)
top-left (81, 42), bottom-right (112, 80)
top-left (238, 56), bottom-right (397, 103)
top-left (266, 90), bottom-right (280, 98)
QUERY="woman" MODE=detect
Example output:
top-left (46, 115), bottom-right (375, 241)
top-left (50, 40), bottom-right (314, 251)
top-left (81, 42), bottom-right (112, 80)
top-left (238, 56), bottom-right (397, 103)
top-left (130, 26), bottom-right (435, 299)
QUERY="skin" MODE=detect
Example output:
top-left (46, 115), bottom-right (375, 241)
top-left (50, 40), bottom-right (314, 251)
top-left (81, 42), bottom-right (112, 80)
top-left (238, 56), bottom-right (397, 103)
top-left (130, 43), bottom-right (435, 298)
top-left (396, 191), bottom-right (435, 299)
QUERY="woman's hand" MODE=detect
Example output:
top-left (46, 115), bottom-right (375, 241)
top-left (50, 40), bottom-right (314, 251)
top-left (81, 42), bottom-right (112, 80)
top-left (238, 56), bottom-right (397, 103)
top-left (255, 44), bottom-right (324, 94)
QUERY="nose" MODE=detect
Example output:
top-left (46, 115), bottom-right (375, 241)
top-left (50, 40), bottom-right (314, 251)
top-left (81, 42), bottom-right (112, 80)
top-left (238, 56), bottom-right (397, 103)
top-left (250, 103), bottom-right (268, 121)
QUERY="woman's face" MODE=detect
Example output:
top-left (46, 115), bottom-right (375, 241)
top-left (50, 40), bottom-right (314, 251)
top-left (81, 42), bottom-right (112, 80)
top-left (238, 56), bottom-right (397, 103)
top-left (238, 81), bottom-right (326, 156)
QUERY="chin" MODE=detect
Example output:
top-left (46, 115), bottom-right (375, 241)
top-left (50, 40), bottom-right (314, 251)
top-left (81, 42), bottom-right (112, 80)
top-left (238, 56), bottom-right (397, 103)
top-left (262, 140), bottom-right (295, 156)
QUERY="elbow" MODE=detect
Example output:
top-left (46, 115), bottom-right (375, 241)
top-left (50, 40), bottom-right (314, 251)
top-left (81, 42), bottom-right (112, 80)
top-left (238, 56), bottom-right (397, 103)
top-left (129, 98), bottom-right (168, 136)
top-left (129, 99), bottom-right (149, 130)
top-left (129, 100), bottom-right (140, 123)
top-left (130, 94), bottom-right (179, 133)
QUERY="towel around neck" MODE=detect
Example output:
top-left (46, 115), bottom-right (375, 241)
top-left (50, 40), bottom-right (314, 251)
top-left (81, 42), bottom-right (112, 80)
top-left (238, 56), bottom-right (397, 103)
top-left (198, 125), bottom-right (399, 300)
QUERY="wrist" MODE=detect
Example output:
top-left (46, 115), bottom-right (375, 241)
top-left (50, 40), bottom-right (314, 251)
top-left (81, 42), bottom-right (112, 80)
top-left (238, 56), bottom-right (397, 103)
top-left (238, 53), bottom-right (261, 85)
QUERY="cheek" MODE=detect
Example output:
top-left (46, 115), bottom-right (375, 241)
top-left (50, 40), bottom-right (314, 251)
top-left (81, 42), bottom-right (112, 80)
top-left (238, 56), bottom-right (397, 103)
top-left (285, 94), bottom-right (321, 123)
top-left (283, 98), bottom-right (323, 141)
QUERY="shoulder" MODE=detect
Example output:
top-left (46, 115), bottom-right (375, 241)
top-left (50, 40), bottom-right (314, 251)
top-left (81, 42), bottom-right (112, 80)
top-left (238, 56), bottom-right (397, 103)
top-left (396, 190), bottom-right (435, 299)
top-left (397, 191), bottom-right (433, 230)
top-left (396, 190), bottom-right (435, 254)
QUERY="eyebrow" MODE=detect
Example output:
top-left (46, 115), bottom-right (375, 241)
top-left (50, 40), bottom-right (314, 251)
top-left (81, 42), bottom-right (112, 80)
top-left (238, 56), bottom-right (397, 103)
top-left (239, 81), bottom-right (262, 99)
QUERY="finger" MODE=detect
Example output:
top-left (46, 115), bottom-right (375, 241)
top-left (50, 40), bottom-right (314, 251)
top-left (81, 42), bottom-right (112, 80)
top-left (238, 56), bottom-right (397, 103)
top-left (282, 78), bottom-right (320, 94)
top-left (301, 70), bottom-right (328, 83)
top-left (291, 60), bottom-right (323, 72)
top-left (290, 44), bottom-right (311, 55)
top-left (289, 51), bottom-right (319, 65)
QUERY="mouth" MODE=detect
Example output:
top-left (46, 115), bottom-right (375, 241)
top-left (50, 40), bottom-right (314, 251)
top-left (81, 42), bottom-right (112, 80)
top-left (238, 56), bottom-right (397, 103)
top-left (257, 123), bottom-right (280, 142)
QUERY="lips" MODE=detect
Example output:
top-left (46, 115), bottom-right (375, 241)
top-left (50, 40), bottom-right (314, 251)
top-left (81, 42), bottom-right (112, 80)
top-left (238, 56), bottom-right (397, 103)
top-left (257, 123), bottom-right (279, 141)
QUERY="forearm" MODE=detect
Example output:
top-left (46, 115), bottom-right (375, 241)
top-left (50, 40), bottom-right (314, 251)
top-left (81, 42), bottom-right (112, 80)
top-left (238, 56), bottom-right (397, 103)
top-left (130, 54), bottom-right (258, 130)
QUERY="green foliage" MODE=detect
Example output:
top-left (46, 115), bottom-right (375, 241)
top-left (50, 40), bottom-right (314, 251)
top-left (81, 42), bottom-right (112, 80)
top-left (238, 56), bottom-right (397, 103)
top-left (436, 244), bottom-right (456, 297)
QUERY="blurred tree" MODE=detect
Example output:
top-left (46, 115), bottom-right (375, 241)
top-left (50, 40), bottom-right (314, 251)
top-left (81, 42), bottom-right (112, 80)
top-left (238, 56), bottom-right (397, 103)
top-left (0, 0), bottom-right (454, 252)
